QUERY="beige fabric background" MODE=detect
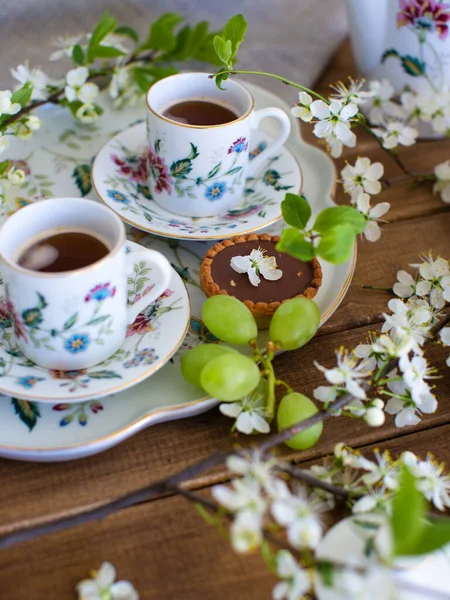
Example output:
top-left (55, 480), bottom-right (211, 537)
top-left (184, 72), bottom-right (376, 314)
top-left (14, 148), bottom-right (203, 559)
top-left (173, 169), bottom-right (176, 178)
top-left (0, 0), bottom-right (347, 100)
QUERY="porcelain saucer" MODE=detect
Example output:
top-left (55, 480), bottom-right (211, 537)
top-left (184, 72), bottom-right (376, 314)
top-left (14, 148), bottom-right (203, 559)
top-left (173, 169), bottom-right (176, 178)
top-left (91, 124), bottom-right (302, 241)
top-left (0, 241), bottom-right (190, 403)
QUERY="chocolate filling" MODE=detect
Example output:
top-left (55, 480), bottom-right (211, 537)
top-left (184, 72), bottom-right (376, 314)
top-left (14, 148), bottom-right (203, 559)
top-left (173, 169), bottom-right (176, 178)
top-left (210, 240), bottom-right (314, 303)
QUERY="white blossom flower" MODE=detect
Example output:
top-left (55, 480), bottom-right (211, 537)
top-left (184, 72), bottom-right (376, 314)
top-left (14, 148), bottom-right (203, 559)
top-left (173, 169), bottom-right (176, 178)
top-left (0, 133), bottom-right (9, 155)
top-left (334, 442), bottom-right (369, 469)
top-left (10, 114), bottom-right (42, 140)
top-left (77, 562), bottom-right (138, 600)
top-left (291, 92), bottom-right (314, 122)
top-left (341, 157), bottom-right (384, 201)
top-left (398, 354), bottom-right (435, 404)
top-left (356, 194), bottom-right (390, 242)
top-left (370, 333), bottom-right (411, 360)
top-left (226, 452), bottom-right (289, 499)
top-left (50, 34), bottom-right (84, 61)
top-left (372, 121), bottom-right (418, 150)
top-left (212, 477), bottom-right (267, 515)
top-left (230, 508), bottom-right (263, 553)
top-left (393, 270), bottom-right (417, 299)
top-left (402, 452), bottom-right (450, 511)
top-left (6, 167), bottom-right (25, 186)
top-left (441, 327), bottom-right (450, 367)
top-left (413, 255), bottom-right (450, 308)
top-left (352, 488), bottom-right (391, 514)
top-left (11, 63), bottom-right (50, 101)
top-left (364, 79), bottom-right (398, 124)
top-left (272, 490), bottom-right (323, 549)
top-left (108, 66), bottom-right (139, 108)
top-left (385, 392), bottom-right (437, 427)
top-left (220, 384), bottom-right (271, 435)
top-left (423, 90), bottom-right (450, 134)
top-left (360, 450), bottom-right (399, 490)
top-left (89, 32), bottom-right (130, 54)
top-left (400, 91), bottom-right (430, 122)
top-left (65, 67), bottom-right (99, 104)
top-left (272, 551), bottom-right (310, 600)
top-left (75, 104), bottom-right (100, 124)
top-left (330, 78), bottom-right (373, 105)
top-left (230, 247), bottom-right (282, 287)
top-left (311, 99), bottom-right (358, 153)
top-left (381, 298), bottom-right (431, 353)
top-left (315, 347), bottom-right (372, 400)
top-left (433, 160), bottom-right (450, 204)
top-left (0, 90), bottom-right (21, 117)
top-left (333, 565), bottom-right (398, 599)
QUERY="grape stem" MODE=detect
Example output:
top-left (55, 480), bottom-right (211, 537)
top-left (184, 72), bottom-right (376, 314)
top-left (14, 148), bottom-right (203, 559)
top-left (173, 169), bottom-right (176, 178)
top-left (0, 313), bottom-right (448, 550)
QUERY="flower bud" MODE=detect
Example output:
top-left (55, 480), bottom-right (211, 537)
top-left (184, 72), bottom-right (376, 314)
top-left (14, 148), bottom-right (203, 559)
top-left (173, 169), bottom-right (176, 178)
top-left (364, 407), bottom-right (385, 427)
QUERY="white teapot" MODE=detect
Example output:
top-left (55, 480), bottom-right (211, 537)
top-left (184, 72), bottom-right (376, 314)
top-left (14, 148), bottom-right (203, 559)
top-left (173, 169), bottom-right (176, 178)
top-left (346, 0), bottom-right (450, 94)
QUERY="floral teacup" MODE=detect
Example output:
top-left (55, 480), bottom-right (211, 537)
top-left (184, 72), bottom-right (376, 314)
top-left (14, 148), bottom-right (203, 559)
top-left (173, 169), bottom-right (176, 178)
top-left (145, 72), bottom-right (291, 218)
top-left (0, 198), bottom-right (172, 370)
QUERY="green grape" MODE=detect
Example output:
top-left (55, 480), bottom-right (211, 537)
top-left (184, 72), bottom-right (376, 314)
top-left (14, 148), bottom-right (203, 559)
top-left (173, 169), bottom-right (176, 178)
top-left (200, 353), bottom-right (261, 401)
top-left (269, 297), bottom-right (320, 350)
top-left (202, 295), bottom-right (258, 345)
top-left (181, 344), bottom-right (237, 388)
top-left (277, 392), bottom-right (323, 450)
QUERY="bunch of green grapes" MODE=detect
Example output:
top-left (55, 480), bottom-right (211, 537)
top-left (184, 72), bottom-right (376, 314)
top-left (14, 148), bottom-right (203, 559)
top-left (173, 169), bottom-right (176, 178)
top-left (181, 295), bottom-right (323, 449)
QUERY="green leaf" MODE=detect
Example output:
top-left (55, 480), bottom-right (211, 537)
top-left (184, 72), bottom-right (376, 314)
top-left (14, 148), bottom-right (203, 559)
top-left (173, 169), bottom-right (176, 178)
top-left (12, 398), bottom-right (41, 432)
top-left (313, 206), bottom-right (366, 235)
top-left (10, 83), bottom-right (33, 108)
top-left (136, 277), bottom-right (149, 293)
top-left (133, 69), bottom-right (152, 93)
top-left (36, 292), bottom-right (47, 310)
top-left (316, 561), bottom-right (335, 588)
top-left (392, 466), bottom-right (427, 557)
top-left (72, 164), bottom-right (92, 196)
top-left (381, 48), bottom-right (400, 62)
top-left (214, 72), bottom-right (229, 90)
top-left (87, 11), bottom-right (117, 62)
top-left (194, 31), bottom-right (224, 66)
top-left (63, 313), bottom-right (78, 330)
top-left (317, 224), bottom-right (356, 264)
top-left (115, 25), bottom-right (139, 44)
top-left (87, 315), bottom-right (110, 326)
top-left (213, 36), bottom-right (232, 66)
top-left (401, 55), bottom-right (426, 77)
top-left (281, 193), bottom-right (312, 230)
top-left (0, 160), bottom-right (10, 177)
top-left (405, 518), bottom-right (450, 556)
top-left (225, 166), bottom-right (242, 176)
top-left (188, 143), bottom-right (199, 160)
top-left (140, 12), bottom-right (184, 52)
top-left (72, 44), bottom-right (85, 65)
top-left (92, 45), bottom-right (126, 59)
top-left (222, 14), bottom-right (247, 61)
top-left (88, 370), bottom-right (122, 379)
top-left (276, 228), bottom-right (315, 261)
top-left (207, 163), bottom-right (221, 179)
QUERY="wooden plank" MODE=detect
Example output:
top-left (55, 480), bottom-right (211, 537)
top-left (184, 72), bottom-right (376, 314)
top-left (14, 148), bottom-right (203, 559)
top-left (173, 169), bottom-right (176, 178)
top-left (2, 423), bottom-right (450, 600)
top-left (0, 321), bottom-right (448, 535)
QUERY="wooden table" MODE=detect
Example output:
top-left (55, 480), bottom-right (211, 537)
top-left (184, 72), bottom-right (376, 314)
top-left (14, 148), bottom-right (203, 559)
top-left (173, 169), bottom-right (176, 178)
top-left (1, 40), bottom-right (449, 599)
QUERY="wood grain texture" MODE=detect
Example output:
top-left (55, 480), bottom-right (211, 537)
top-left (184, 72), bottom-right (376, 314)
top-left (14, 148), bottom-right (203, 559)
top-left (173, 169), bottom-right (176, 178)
top-left (2, 424), bottom-right (450, 600)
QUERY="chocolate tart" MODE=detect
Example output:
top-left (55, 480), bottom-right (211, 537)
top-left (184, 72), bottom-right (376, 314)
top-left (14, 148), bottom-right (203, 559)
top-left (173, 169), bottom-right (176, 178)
top-left (200, 234), bottom-right (323, 329)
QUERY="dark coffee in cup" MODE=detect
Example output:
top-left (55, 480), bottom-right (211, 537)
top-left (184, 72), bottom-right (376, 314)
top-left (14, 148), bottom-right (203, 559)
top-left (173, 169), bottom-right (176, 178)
top-left (17, 230), bottom-right (109, 273)
top-left (162, 99), bottom-right (239, 126)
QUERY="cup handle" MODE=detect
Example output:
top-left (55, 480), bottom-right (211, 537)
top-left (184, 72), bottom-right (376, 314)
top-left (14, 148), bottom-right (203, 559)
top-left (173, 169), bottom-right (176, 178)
top-left (125, 249), bottom-right (172, 323)
top-left (247, 107), bottom-right (292, 175)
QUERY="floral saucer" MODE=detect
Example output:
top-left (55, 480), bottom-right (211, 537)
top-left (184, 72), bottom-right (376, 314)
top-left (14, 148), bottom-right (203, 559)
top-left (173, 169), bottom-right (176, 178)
top-left (0, 241), bottom-right (190, 403)
top-left (91, 124), bottom-right (302, 241)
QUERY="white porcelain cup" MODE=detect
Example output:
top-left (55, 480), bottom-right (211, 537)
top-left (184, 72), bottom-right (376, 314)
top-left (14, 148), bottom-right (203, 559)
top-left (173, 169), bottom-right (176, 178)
top-left (0, 198), bottom-right (172, 370)
top-left (145, 72), bottom-right (291, 218)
